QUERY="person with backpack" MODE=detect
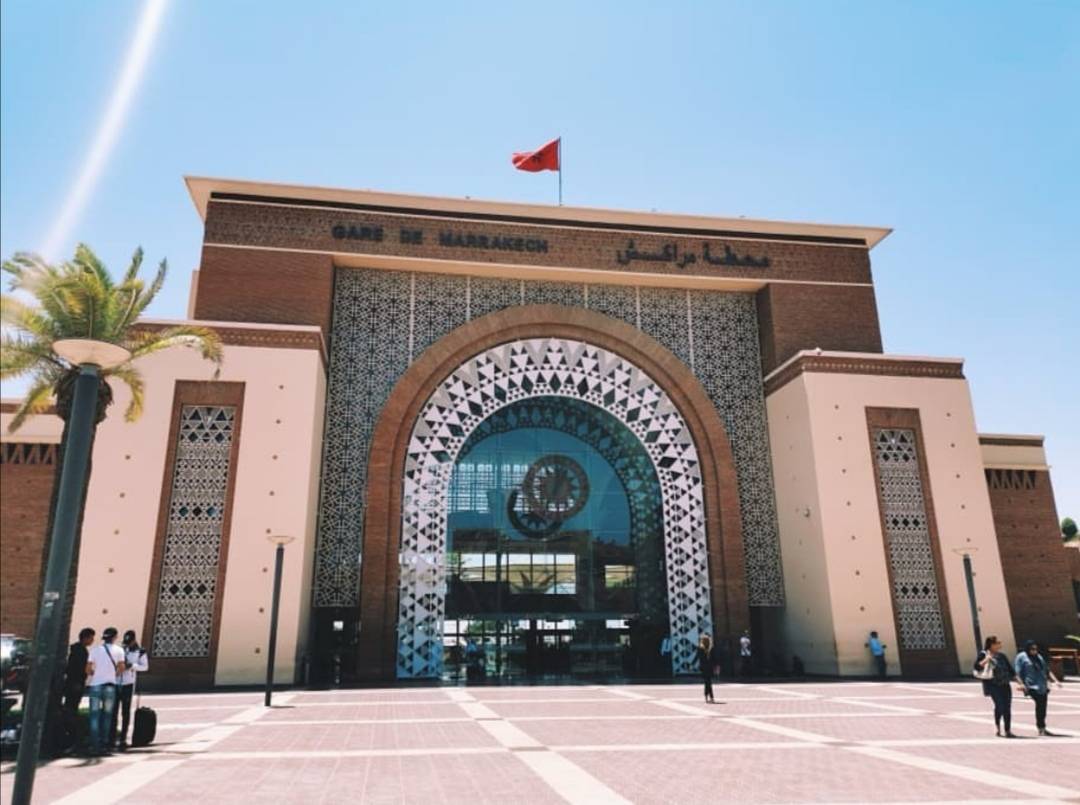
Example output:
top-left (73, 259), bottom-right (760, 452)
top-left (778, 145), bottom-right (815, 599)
top-left (973, 635), bottom-right (1023, 737)
top-left (1014, 639), bottom-right (1063, 736)
top-left (84, 627), bottom-right (125, 756)
top-left (109, 630), bottom-right (149, 750)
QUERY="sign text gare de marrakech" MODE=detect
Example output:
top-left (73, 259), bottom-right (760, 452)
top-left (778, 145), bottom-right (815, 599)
top-left (330, 222), bottom-right (771, 272)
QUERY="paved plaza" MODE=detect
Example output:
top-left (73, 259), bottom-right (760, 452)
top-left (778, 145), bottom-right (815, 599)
top-left (2, 680), bottom-right (1079, 804)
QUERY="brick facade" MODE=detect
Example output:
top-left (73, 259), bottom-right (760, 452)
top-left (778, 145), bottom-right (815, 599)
top-left (756, 283), bottom-right (883, 374)
top-left (0, 442), bottom-right (58, 637)
top-left (985, 468), bottom-right (1079, 649)
top-left (194, 197), bottom-right (885, 374)
top-left (193, 245), bottom-right (335, 335)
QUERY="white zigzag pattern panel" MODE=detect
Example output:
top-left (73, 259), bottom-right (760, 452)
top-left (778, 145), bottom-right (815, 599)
top-left (397, 338), bottom-right (713, 678)
top-left (152, 405), bottom-right (235, 658)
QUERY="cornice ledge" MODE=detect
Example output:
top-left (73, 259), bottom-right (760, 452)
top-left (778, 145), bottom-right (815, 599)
top-left (764, 351), bottom-right (965, 396)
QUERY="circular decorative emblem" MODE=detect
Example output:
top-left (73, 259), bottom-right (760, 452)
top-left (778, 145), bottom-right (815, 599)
top-left (523, 455), bottom-right (589, 521)
top-left (506, 490), bottom-right (562, 538)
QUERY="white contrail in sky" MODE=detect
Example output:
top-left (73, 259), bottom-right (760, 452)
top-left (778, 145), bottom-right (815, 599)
top-left (39, 0), bottom-right (169, 261)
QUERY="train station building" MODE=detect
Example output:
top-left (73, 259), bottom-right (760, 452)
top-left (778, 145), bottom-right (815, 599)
top-left (2, 177), bottom-right (1077, 687)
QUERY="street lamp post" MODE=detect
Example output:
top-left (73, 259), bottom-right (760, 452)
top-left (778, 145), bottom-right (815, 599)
top-left (954, 547), bottom-right (982, 653)
top-left (264, 535), bottom-right (294, 707)
top-left (12, 340), bottom-right (131, 805)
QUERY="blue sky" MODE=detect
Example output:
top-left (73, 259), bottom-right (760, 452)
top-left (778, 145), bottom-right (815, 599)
top-left (2, 1), bottom-right (1077, 517)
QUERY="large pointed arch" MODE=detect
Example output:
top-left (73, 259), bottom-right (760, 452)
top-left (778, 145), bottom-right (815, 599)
top-left (357, 305), bottom-right (747, 680)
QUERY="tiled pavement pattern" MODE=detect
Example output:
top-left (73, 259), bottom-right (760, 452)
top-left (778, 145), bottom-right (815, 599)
top-left (2, 681), bottom-right (1079, 804)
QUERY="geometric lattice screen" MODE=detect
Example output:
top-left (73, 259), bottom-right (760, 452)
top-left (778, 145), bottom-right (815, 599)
top-left (315, 268), bottom-right (786, 611)
top-left (872, 428), bottom-right (947, 651)
top-left (152, 405), bottom-right (235, 658)
top-left (396, 338), bottom-right (713, 679)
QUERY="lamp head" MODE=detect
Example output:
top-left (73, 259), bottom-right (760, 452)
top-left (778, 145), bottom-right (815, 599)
top-left (52, 339), bottom-right (131, 369)
top-left (267, 534), bottom-right (295, 547)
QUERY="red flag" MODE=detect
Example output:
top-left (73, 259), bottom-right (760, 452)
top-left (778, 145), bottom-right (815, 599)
top-left (512, 138), bottom-right (560, 172)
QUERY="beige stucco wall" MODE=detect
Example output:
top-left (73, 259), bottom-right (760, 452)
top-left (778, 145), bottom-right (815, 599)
top-left (764, 379), bottom-right (840, 675)
top-left (64, 330), bottom-right (326, 686)
top-left (0, 408), bottom-right (63, 443)
top-left (979, 438), bottom-right (1048, 469)
top-left (767, 366), bottom-right (1015, 676)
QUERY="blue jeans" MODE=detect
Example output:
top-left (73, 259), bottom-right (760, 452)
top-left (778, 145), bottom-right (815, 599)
top-left (87, 684), bottom-right (117, 752)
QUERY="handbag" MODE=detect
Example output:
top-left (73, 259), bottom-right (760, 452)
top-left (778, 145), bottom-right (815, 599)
top-left (973, 652), bottom-right (995, 681)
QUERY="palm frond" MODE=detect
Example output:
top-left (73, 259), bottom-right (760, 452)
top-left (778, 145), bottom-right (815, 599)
top-left (123, 324), bottom-right (224, 377)
top-left (1, 334), bottom-right (61, 379)
top-left (121, 247), bottom-right (144, 286)
top-left (2, 252), bottom-right (60, 293)
top-left (6, 372), bottom-right (57, 432)
top-left (106, 363), bottom-right (146, 422)
top-left (129, 257), bottom-right (168, 320)
top-left (73, 243), bottom-right (114, 292)
top-left (1, 295), bottom-right (57, 340)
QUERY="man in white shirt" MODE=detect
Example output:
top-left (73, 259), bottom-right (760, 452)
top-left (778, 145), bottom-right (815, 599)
top-left (739, 630), bottom-right (752, 677)
top-left (85, 627), bottom-right (125, 756)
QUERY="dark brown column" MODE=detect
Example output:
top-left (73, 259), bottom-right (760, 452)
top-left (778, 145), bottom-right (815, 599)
top-left (984, 467), bottom-right (1078, 650)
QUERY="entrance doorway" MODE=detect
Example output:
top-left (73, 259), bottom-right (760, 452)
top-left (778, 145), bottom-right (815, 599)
top-left (441, 397), bottom-right (671, 682)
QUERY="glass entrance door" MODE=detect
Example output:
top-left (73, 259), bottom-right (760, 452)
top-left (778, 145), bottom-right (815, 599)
top-left (442, 397), bottom-right (670, 682)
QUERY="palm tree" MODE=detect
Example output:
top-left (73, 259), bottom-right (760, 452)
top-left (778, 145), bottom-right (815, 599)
top-left (3, 244), bottom-right (222, 430)
top-left (1, 244), bottom-right (222, 791)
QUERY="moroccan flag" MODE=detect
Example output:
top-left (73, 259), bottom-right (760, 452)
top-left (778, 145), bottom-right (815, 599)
top-left (512, 138), bottom-right (560, 172)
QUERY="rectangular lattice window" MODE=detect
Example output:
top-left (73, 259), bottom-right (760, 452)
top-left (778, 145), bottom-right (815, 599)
top-left (152, 405), bottom-right (236, 658)
top-left (872, 428), bottom-right (947, 651)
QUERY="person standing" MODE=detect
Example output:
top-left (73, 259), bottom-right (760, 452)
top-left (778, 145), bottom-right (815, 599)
top-left (739, 630), bottom-right (752, 677)
top-left (697, 635), bottom-right (718, 703)
top-left (974, 635), bottom-right (1022, 737)
top-left (1015, 640), bottom-right (1063, 736)
top-left (60, 628), bottom-right (95, 751)
top-left (866, 631), bottom-right (887, 679)
top-left (110, 630), bottom-right (149, 750)
top-left (85, 627), bottom-right (125, 756)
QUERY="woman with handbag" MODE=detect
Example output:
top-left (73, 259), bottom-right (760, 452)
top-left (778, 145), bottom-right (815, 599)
top-left (974, 635), bottom-right (1022, 737)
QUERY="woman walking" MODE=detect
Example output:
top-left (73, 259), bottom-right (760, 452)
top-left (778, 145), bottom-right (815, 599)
top-left (1015, 640), bottom-right (1063, 736)
top-left (973, 636), bottom-right (1021, 737)
top-left (697, 635), bottom-right (717, 704)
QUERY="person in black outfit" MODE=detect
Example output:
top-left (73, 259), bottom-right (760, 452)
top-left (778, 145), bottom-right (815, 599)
top-left (974, 635), bottom-right (1022, 738)
top-left (61, 628), bottom-right (96, 750)
top-left (697, 635), bottom-right (718, 704)
top-left (110, 630), bottom-right (148, 750)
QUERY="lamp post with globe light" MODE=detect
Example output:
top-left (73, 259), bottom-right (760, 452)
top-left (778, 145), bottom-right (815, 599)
top-left (265, 535), bottom-right (295, 706)
top-left (13, 340), bottom-right (131, 805)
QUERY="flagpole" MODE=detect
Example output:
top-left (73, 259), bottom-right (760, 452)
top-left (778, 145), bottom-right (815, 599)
top-left (558, 137), bottom-right (562, 206)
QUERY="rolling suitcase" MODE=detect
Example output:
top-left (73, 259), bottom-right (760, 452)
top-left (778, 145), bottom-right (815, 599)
top-left (130, 679), bottom-right (157, 747)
